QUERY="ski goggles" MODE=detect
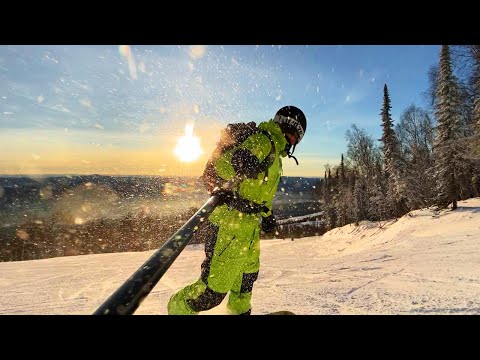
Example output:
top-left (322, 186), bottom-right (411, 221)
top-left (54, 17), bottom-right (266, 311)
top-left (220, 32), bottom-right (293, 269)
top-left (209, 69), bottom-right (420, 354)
top-left (273, 114), bottom-right (305, 143)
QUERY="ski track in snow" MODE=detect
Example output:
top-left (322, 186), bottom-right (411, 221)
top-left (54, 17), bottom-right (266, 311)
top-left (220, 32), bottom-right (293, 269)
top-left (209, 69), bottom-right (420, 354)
top-left (1, 199), bottom-right (480, 315)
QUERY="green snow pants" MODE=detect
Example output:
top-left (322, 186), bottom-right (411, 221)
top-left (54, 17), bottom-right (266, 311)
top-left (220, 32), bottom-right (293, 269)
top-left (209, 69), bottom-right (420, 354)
top-left (168, 204), bottom-right (261, 315)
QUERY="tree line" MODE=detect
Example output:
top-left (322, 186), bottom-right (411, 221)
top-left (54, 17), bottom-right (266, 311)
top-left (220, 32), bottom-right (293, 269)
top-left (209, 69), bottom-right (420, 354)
top-left (318, 45), bottom-right (480, 231)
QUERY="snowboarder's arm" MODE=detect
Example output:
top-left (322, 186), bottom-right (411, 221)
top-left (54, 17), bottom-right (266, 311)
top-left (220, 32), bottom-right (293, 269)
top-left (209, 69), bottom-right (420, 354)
top-left (230, 133), bottom-right (272, 178)
top-left (231, 149), bottom-right (261, 178)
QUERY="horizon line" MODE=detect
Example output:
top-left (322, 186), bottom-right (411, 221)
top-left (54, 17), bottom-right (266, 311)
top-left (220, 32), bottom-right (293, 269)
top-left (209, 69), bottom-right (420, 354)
top-left (0, 173), bottom-right (323, 179)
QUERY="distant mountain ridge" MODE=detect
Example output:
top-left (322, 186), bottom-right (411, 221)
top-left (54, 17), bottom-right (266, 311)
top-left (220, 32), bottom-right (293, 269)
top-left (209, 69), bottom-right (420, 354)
top-left (278, 176), bottom-right (321, 194)
top-left (0, 175), bottom-right (322, 206)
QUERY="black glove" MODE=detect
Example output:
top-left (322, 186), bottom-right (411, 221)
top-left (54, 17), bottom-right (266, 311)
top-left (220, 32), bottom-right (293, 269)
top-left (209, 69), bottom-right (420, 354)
top-left (211, 188), bottom-right (233, 206)
top-left (261, 214), bottom-right (276, 234)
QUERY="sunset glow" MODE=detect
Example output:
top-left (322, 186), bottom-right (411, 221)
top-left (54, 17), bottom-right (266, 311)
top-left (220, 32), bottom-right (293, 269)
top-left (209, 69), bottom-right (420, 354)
top-left (173, 123), bottom-right (203, 162)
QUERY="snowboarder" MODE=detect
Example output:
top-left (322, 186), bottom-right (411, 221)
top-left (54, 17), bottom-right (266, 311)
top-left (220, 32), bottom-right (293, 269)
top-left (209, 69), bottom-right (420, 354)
top-left (167, 106), bottom-right (308, 315)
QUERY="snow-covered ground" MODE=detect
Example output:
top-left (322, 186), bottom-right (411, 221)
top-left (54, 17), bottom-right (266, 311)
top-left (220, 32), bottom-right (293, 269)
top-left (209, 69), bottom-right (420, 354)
top-left (1, 198), bottom-right (480, 315)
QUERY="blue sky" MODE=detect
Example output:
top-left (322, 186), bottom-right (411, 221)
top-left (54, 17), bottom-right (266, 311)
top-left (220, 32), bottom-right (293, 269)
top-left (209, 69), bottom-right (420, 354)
top-left (0, 45), bottom-right (440, 177)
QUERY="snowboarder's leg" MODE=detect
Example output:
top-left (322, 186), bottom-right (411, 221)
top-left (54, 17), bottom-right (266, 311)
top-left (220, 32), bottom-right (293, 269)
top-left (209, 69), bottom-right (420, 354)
top-left (227, 271), bottom-right (259, 315)
top-left (168, 220), bottom-right (225, 315)
top-left (168, 279), bottom-right (223, 315)
top-left (227, 227), bottom-right (260, 315)
top-left (202, 221), bottom-right (249, 293)
top-left (168, 219), bottom-right (247, 314)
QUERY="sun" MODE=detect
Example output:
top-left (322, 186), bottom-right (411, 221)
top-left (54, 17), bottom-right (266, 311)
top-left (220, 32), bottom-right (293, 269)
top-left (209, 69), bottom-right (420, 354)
top-left (174, 123), bottom-right (204, 162)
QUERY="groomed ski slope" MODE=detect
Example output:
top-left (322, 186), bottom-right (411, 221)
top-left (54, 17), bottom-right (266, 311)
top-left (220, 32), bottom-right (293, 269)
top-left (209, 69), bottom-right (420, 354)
top-left (1, 198), bottom-right (479, 315)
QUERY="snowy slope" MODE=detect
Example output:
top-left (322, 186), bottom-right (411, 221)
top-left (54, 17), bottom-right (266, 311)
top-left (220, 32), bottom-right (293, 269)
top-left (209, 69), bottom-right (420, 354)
top-left (1, 198), bottom-right (480, 315)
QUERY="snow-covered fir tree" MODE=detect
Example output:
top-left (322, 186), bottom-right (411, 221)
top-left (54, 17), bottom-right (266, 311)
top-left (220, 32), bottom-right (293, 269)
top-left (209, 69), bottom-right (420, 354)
top-left (353, 177), bottom-right (367, 225)
top-left (333, 155), bottom-right (354, 227)
top-left (469, 45), bottom-right (480, 195)
top-left (380, 84), bottom-right (408, 216)
top-left (340, 154), bottom-right (345, 185)
top-left (471, 45), bottom-right (480, 152)
top-left (433, 45), bottom-right (467, 210)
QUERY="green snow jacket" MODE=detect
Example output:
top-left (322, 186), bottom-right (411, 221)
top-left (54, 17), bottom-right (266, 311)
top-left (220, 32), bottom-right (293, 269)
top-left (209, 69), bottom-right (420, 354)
top-left (209, 118), bottom-right (288, 221)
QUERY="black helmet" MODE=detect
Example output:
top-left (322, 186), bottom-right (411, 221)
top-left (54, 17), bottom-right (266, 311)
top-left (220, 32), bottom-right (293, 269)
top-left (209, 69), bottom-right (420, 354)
top-left (273, 105), bottom-right (307, 144)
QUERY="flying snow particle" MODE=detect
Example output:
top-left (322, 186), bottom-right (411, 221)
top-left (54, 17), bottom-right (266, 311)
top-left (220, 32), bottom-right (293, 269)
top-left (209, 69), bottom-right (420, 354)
top-left (118, 45), bottom-right (137, 80)
top-left (80, 99), bottom-right (92, 108)
top-left (16, 230), bottom-right (29, 241)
